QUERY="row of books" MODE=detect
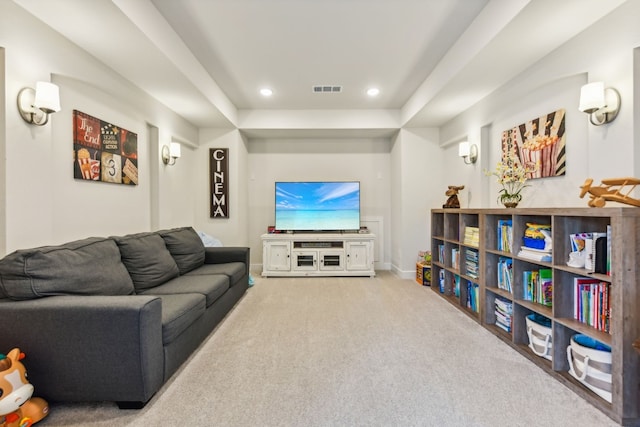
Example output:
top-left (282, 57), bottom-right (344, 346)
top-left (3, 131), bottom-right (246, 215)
top-left (574, 278), bottom-right (610, 333)
top-left (494, 297), bottom-right (513, 333)
top-left (465, 249), bottom-right (479, 279)
top-left (466, 281), bottom-right (479, 313)
top-left (497, 219), bottom-right (513, 253)
top-left (463, 226), bottom-right (480, 247)
top-left (497, 257), bottom-right (513, 293)
top-left (437, 244), bottom-right (445, 264)
top-left (523, 269), bottom-right (552, 307)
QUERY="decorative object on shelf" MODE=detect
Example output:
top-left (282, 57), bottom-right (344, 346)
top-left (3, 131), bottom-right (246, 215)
top-left (579, 82), bottom-right (621, 126)
top-left (442, 185), bottom-right (464, 208)
top-left (485, 135), bottom-right (538, 207)
top-left (579, 177), bottom-right (640, 207)
top-left (73, 110), bottom-right (138, 185)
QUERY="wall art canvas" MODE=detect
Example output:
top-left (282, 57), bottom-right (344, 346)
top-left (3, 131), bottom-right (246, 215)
top-left (502, 109), bottom-right (566, 179)
top-left (209, 148), bottom-right (229, 218)
top-left (73, 110), bottom-right (138, 185)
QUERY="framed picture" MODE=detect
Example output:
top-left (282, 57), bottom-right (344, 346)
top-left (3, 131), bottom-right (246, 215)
top-left (73, 110), bottom-right (138, 185)
top-left (502, 109), bottom-right (566, 179)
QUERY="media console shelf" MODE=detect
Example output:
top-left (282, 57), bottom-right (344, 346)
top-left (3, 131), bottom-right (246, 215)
top-left (261, 232), bottom-right (375, 277)
top-left (431, 208), bottom-right (640, 426)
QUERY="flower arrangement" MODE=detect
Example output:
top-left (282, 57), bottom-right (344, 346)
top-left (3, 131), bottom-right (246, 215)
top-left (486, 138), bottom-right (539, 207)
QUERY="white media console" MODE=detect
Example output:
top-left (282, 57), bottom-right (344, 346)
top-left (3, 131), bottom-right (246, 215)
top-left (261, 232), bottom-right (375, 277)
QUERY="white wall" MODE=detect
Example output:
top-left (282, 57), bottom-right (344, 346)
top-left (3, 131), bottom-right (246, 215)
top-left (439, 1), bottom-right (640, 207)
top-left (1, 1), bottom-right (201, 253)
top-left (390, 129), bottom-right (443, 276)
top-left (247, 138), bottom-right (391, 270)
top-left (195, 129), bottom-right (249, 247)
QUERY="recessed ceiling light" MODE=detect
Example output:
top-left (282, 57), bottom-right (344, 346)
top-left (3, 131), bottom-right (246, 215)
top-left (260, 88), bottom-right (273, 97)
top-left (367, 87), bottom-right (380, 97)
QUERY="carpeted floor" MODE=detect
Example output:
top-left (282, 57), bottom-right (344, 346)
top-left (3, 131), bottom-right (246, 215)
top-left (39, 271), bottom-right (617, 426)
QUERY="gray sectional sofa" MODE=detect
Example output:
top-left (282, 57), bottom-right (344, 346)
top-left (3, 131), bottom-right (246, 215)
top-left (0, 226), bottom-right (249, 408)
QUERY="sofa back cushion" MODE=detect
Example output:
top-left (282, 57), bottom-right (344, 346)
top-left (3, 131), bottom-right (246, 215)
top-left (114, 232), bottom-right (180, 290)
top-left (0, 237), bottom-right (134, 300)
top-left (158, 227), bottom-right (205, 274)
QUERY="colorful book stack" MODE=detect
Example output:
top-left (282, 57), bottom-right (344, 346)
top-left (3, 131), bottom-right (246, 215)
top-left (497, 257), bottom-right (513, 292)
top-left (465, 249), bottom-right (479, 279)
top-left (438, 244), bottom-right (445, 264)
top-left (523, 269), bottom-right (552, 307)
top-left (464, 226), bottom-right (480, 246)
top-left (466, 281), bottom-right (479, 313)
top-left (497, 219), bottom-right (513, 253)
top-left (494, 297), bottom-right (513, 332)
top-left (574, 278), bottom-right (610, 333)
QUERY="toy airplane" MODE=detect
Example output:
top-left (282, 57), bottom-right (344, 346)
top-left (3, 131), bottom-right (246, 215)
top-left (579, 177), bottom-right (640, 207)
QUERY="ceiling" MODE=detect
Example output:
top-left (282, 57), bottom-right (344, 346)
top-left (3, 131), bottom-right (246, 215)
top-left (12, 0), bottom-right (629, 134)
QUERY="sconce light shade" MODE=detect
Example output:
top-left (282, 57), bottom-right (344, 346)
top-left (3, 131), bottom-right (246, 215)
top-left (169, 142), bottom-right (181, 159)
top-left (17, 81), bottom-right (61, 126)
top-left (458, 141), bottom-right (477, 164)
top-left (579, 82), bottom-right (620, 126)
top-left (34, 82), bottom-right (61, 114)
top-left (162, 142), bottom-right (182, 165)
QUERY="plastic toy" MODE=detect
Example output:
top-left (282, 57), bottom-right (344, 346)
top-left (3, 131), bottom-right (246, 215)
top-left (579, 177), bottom-right (640, 207)
top-left (0, 349), bottom-right (49, 427)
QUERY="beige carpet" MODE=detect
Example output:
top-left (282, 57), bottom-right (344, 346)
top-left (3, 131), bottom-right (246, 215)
top-left (40, 271), bottom-right (616, 426)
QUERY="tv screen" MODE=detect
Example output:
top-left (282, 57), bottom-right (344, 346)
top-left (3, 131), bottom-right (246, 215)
top-left (275, 181), bottom-right (360, 232)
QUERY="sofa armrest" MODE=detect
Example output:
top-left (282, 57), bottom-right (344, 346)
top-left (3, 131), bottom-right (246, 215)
top-left (204, 246), bottom-right (250, 269)
top-left (0, 295), bottom-right (164, 404)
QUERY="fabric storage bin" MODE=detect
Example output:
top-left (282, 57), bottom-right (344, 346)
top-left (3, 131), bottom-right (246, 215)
top-left (526, 313), bottom-right (552, 360)
top-left (567, 334), bottom-right (612, 403)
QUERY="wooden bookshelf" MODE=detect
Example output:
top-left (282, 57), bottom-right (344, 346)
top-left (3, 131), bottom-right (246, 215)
top-left (430, 208), bottom-right (640, 426)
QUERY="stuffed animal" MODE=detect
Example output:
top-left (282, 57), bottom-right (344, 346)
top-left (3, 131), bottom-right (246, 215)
top-left (443, 185), bottom-right (465, 208)
top-left (0, 349), bottom-right (49, 427)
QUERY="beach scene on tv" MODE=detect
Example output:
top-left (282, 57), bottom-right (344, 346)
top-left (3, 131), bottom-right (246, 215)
top-left (275, 181), bottom-right (361, 231)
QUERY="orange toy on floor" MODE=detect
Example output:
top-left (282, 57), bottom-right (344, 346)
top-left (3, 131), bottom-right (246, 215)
top-left (0, 349), bottom-right (49, 427)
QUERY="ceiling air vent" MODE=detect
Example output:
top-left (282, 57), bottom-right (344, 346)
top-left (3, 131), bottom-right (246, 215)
top-left (313, 85), bottom-right (342, 93)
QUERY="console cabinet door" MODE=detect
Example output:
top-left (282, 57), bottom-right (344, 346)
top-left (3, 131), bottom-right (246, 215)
top-left (346, 241), bottom-right (371, 271)
top-left (264, 241), bottom-right (291, 271)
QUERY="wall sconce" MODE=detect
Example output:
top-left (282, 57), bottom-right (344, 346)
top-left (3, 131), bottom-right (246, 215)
top-left (578, 82), bottom-right (620, 126)
top-left (458, 141), bottom-right (477, 164)
top-left (17, 81), bottom-right (61, 126)
top-left (162, 142), bottom-right (181, 165)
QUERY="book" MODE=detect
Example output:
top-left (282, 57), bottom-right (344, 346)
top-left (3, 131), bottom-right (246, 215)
top-left (517, 246), bottom-right (552, 262)
top-left (585, 232), bottom-right (607, 272)
top-left (497, 219), bottom-right (513, 253)
top-left (464, 226), bottom-right (480, 246)
top-left (497, 257), bottom-right (513, 292)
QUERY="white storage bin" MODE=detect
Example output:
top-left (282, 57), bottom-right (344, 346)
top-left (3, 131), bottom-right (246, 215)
top-left (567, 334), bottom-right (612, 403)
top-left (526, 314), bottom-right (552, 360)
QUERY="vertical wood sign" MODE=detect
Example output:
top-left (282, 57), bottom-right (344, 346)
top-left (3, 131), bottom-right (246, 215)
top-left (209, 148), bottom-right (229, 218)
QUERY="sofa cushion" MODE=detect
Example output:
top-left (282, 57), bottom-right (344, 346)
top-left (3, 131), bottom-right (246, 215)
top-left (140, 274), bottom-right (229, 307)
top-left (153, 293), bottom-right (206, 344)
top-left (185, 262), bottom-right (246, 286)
top-left (0, 237), bottom-right (134, 300)
top-left (113, 232), bottom-right (180, 291)
top-left (158, 227), bottom-right (205, 275)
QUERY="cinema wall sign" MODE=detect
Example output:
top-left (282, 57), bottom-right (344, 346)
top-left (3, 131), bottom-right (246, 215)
top-left (209, 148), bottom-right (228, 218)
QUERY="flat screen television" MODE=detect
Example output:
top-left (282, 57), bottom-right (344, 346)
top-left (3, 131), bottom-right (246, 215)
top-left (275, 181), bottom-right (360, 232)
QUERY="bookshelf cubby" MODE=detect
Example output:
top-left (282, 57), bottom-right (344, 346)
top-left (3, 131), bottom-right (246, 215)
top-left (430, 208), bottom-right (640, 426)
